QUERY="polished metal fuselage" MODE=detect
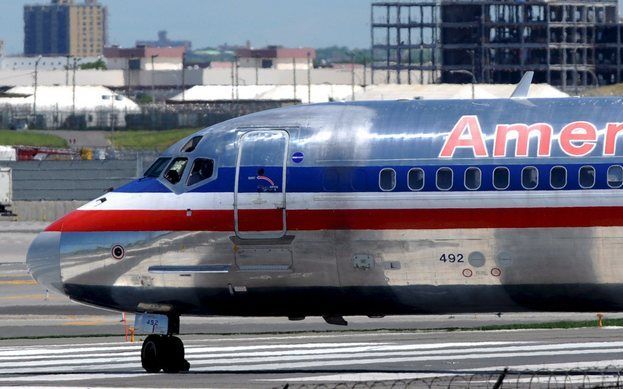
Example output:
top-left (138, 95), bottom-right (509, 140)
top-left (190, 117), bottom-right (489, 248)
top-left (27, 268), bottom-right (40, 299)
top-left (39, 97), bottom-right (623, 316)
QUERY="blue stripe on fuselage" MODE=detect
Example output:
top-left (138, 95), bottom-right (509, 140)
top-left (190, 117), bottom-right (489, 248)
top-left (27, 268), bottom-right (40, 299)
top-left (114, 163), bottom-right (623, 194)
top-left (115, 177), bottom-right (171, 193)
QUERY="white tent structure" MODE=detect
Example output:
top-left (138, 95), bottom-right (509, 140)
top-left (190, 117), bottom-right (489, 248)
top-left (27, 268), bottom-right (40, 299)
top-left (169, 85), bottom-right (364, 104)
top-left (169, 83), bottom-right (567, 105)
top-left (355, 84), bottom-right (568, 100)
top-left (0, 86), bottom-right (140, 129)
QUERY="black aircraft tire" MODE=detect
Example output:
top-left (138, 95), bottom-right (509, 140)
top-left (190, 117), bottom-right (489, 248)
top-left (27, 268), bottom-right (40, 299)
top-left (141, 335), bottom-right (163, 373)
top-left (162, 336), bottom-right (186, 374)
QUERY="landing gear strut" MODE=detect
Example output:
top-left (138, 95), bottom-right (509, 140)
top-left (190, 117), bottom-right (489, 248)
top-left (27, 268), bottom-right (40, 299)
top-left (141, 334), bottom-right (190, 373)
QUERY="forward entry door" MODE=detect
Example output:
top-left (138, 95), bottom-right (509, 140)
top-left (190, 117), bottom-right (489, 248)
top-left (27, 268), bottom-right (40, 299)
top-left (234, 130), bottom-right (288, 239)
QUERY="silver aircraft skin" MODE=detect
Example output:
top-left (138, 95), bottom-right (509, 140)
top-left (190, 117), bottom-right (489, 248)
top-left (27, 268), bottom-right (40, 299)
top-left (25, 94), bottom-right (623, 371)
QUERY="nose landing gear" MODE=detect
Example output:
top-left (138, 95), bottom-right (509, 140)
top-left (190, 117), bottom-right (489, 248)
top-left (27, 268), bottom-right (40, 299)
top-left (141, 334), bottom-right (190, 373)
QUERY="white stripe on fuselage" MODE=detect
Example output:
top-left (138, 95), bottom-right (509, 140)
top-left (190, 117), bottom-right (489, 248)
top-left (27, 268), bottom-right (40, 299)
top-left (80, 190), bottom-right (623, 211)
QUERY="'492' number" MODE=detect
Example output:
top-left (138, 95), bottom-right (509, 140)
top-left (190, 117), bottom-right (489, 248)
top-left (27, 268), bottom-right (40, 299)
top-left (439, 253), bottom-right (464, 263)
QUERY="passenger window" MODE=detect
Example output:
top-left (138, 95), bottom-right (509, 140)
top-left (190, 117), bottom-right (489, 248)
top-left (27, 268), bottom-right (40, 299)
top-left (464, 167), bottom-right (481, 190)
top-left (608, 165), bottom-right (623, 188)
top-left (180, 136), bottom-right (202, 153)
top-left (379, 168), bottom-right (396, 191)
top-left (579, 166), bottom-right (595, 189)
top-left (493, 167), bottom-right (510, 190)
top-left (408, 168), bottom-right (424, 191)
top-left (521, 166), bottom-right (538, 190)
top-left (550, 166), bottom-right (567, 189)
top-left (436, 168), bottom-right (453, 191)
top-left (163, 158), bottom-right (188, 184)
top-left (144, 157), bottom-right (171, 178)
top-left (187, 158), bottom-right (215, 186)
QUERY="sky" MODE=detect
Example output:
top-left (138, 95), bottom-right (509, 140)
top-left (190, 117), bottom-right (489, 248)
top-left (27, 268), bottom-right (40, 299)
top-left (0, 0), bottom-right (373, 55)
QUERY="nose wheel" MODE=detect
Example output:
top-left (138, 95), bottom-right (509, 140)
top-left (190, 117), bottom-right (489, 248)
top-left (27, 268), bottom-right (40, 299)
top-left (141, 335), bottom-right (190, 373)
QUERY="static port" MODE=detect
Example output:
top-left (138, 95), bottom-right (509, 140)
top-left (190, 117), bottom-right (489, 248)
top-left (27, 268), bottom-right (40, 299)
top-left (111, 245), bottom-right (125, 260)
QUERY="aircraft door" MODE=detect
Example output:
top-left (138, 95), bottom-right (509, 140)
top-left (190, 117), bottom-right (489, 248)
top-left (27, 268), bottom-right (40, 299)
top-left (235, 130), bottom-right (288, 239)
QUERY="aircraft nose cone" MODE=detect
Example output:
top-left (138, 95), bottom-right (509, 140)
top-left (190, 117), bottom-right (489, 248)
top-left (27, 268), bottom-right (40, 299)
top-left (26, 232), bottom-right (63, 294)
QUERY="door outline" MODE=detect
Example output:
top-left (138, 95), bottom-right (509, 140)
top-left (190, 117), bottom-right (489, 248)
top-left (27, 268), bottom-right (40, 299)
top-left (234, 129), bottom-right (290, 240)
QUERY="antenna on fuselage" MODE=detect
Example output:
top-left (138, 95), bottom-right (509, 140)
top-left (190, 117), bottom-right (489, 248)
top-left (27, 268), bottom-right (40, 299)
top-left (510, 71), bottom-right (534, 99)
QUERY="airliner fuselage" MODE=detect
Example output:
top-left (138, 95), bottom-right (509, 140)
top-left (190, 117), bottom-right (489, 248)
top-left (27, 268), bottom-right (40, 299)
top-left (26, 97), bottom-right (623, 372)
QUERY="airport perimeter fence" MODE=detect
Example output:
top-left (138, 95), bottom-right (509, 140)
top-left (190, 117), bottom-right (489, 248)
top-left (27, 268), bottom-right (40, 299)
top-left (290, 367), bottom-right (623, 388)
top-left (5, 154), bottom-right (158, 201)
top-left (0, 100), bottom-right (295, 131)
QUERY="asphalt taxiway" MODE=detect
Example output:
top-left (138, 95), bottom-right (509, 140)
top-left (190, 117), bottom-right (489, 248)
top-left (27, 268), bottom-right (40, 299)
top-left (2, 328), bottom-right (623, 387)
top-left (3, 221), bottom-right (623, 387)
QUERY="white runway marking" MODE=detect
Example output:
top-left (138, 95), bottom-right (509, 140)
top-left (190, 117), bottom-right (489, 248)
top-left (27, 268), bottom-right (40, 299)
top-left (0, 337), bottom-right (622, 383)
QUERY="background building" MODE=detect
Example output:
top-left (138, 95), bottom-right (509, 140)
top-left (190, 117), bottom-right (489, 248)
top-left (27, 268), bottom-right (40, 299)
top-left (24, 0), bottom-right (107, 57)
top-left (371, 0), bottom-right (622, 91)
top-left (0, 40), bottom-right (4, 57)
top-left (104, 46), bottom-right (185, 71)
top-left (0, 56), bottom-right (98, 71)
top-left (235, 46), bottom-right (316, 70)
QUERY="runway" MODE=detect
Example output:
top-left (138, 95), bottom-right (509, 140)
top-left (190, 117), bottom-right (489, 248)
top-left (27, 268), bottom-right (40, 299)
top-left (2, 328), bottom-right (623, 387)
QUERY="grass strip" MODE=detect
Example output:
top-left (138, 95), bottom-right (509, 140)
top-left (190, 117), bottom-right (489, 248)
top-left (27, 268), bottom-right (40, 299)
top-left (108, 128), bottom-right (199, 151)
top-left (0, 130), bottom-right (68, 148)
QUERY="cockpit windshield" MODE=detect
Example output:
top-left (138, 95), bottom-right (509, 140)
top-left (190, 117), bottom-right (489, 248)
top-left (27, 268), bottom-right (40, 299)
top-left (187, 158), bottom-right (215, 186)
top-left (181, 136), bottom-right (203, 153)
top-left (143, 157), bottom-right (171, 178)
top-left (163, 158), bottom-right (188, 184)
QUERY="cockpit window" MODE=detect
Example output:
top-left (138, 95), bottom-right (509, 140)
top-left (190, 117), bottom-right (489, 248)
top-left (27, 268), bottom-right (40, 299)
top-left (181, 136), bottom-right (203, 153)
top-left (144, 157), bottom-right (171, 178)
top-left (187, 158), bottom-right (215, 186)
top-left (163, 158), bottom-right (188, 184)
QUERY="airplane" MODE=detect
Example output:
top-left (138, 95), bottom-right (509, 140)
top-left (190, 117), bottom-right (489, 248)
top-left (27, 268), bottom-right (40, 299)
top-left (26, 73), bottom-right (623, 373)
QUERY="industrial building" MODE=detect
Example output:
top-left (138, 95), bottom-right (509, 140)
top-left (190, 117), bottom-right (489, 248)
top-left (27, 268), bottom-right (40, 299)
top-left (235, 46), bottom-right (316, 70)
top-left (24, 0), bottom-right (107, 57)
top-left (371, 0), bottom-right (622, 91)
top-left (104, 46), bottom-right (185, 71)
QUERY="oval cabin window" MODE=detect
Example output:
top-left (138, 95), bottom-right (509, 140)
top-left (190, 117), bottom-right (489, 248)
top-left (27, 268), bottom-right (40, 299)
top-left (608, 165), bottom-right (623, 188)
top-left (550, 166), bottom-right (567, 189)
top-left (408, 168), bottom-right (424, 191)
top-left (464, 167), bottom-right (481, 190)
top-left (379, 168), bottom-right (396, 191)
top-left (578, 166), bottom-right (595, 189)
top-left (521, 166), bottom-right (538, 190)
top-left (493, 167), bottom-right (510, 190)
top-left (436, 168), bottom-right (453, 191)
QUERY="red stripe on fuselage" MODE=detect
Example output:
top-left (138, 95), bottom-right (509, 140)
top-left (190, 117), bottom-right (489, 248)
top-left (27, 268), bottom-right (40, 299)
top-left (46, 207), bottom-right (623, 232)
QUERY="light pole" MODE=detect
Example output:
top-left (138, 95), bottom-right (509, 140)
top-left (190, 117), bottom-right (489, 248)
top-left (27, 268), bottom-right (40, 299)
top-left (72, 57), bottom-right (79, 118)
top-left (33, 55), bottom-right (42, 126)
top-left (110, 92), bottom-right (115, 135)
top-left (292, 57), bottom-right (297, 102)
top-left (150, 54), bottom-right (159, 103)
top-left (307, 51), bottom-right (311, 104)
top-left (449, 69), bottom-right (476, 99)
top-left (65, 55), bottom-right (70, 86)
top-left (350, 52), bottom-right (356, 101)
top-left (181, 65), bottom-right (186, 102)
